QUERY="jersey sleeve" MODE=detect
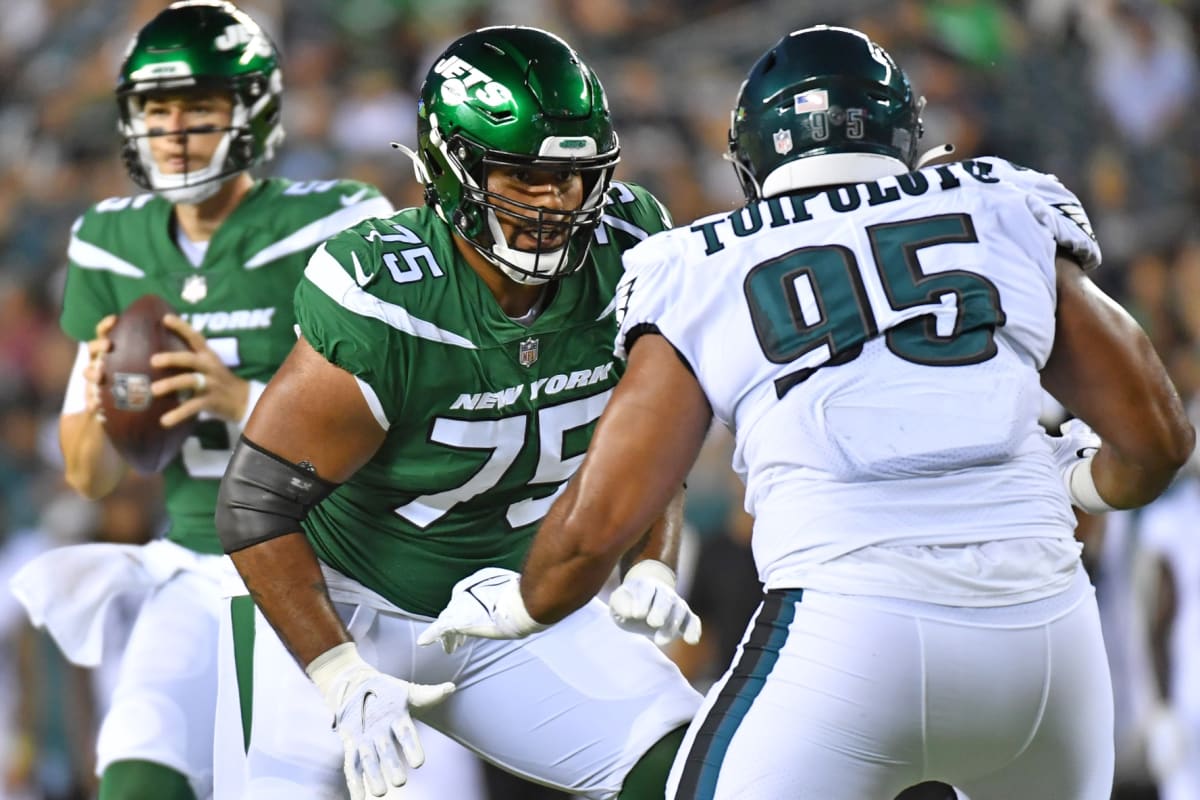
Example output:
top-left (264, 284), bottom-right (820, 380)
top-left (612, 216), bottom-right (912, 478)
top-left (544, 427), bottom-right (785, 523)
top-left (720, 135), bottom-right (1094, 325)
top-left (609, 181), bottom-right (674, 237)
top-left (613, 230), bottom-right (689, 361)
top-left (60, 213), bottom-right (122, 342)
top-left (294, 224), bottom-right (405, 421)
top-left (1008, 164), bottom-right (1102, 271)
top-left (329, 179), bottom-right (395, 226)
top-left (246, 179), bottom-right (395, 271)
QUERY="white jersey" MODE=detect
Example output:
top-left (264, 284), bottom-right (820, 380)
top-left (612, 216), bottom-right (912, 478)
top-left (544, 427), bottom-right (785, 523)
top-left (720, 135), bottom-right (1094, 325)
top-left (617, 158), bottom-right (1101, 604)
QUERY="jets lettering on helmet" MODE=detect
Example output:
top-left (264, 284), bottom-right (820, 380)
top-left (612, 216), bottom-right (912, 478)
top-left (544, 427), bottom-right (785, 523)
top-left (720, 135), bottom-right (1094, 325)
top-left (130, 61), bottom-right (194, 81)
top-left (433, 55), bottom-right (514, 107)
top-left (214, 23), bottom-right (273, 60)
top-left (449, 362), bottom-right (615, 411)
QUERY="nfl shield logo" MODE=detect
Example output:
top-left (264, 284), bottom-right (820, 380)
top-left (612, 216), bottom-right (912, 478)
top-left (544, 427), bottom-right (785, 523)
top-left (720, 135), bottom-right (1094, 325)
top-left (773, 128), bottom-right (793, 155)
top-left (518, 337), bottom-right (539, 367)
top-left (181, 274), bottom-right (207, 304)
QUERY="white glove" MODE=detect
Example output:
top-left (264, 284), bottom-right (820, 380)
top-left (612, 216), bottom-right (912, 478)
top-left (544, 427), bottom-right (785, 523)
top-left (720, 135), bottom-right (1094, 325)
top-left (1048, 419), bottom-right (1113, 513)
top-left (416, 567), bottom-right (547, 655)
top-left (609, 560), bottom-right (702, 647)
top-left (1049, 418), bottom-right (1101, 469)
top-left (1145, 701), bottom-right (1191, 782)
top-left (307, 643), bottom-right (455, 799)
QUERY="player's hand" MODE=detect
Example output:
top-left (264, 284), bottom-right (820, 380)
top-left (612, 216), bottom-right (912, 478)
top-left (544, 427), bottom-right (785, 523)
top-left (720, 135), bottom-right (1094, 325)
top-left (609, 560), bottom-right (702, 646)
top-left (417, 567), bottom-right (547, 654)
top-left (1051, 419), bottom-right (1099, 482)
top-left (1048, 418), bottom-right (1104, 508)
top-left (1048, 418), bottom-right (1101, 474)
top-left (307, 643), bottom-right (455, 799)
top-left (1145, 701), bottom-right (1191, 781)
top-left (149, 314), bottom-right (249, 427)
top-left (83, 315), bottom-right (117, 421)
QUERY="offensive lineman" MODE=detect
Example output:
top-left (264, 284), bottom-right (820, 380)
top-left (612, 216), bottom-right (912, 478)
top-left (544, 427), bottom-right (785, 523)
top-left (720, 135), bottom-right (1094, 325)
top-left (214, 26), bottom-right (701, 800)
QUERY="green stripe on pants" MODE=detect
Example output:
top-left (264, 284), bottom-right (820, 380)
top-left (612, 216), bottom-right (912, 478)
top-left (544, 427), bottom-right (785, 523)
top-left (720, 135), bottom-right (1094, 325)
top-left (231, 595), bottom-right (257, 753)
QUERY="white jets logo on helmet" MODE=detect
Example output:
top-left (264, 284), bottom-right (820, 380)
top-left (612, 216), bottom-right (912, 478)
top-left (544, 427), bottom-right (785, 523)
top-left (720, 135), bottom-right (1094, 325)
top-left (434, 55), bottom-right (514, 107)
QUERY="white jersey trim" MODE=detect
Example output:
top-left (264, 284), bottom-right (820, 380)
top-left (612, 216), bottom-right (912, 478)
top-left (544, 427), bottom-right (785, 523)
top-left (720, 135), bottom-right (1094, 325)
top-left (67, 235), bottom-right (145, 278)
top-left (303, 245), bottom-right (477, 349)
top-left (245, 197), bottom-right (394, 269)
top-left (598, 214), bottom-right (654, 242)
top-left (354, 375), bottom-right (390, 431)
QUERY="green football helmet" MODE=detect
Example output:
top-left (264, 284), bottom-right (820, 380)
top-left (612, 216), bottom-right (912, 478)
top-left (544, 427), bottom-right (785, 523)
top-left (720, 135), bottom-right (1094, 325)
top-left (407, 26), bottom-right (620, 285)
top-left (728, 25), bottom-right (925, 201)
top-left (116, 0), bottom-right (284, 203)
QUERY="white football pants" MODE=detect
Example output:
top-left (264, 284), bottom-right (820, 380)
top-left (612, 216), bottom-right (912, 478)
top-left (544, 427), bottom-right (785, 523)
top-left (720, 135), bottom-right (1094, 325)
top-left (213, 582), bottom-right (700, 799)
top-left (668, 566), bottom-right (1113, 799)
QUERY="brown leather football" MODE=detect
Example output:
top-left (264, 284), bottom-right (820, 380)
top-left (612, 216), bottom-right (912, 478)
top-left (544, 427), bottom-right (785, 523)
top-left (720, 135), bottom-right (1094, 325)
top-left (100, 293), bottom-right (196, 473)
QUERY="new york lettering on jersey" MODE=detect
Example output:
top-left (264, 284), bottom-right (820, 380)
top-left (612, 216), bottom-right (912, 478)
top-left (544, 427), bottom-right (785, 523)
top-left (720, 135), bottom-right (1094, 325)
top-left (60, 177), bottom-right (391, 552)
top-left (294, 182), bottom-right (670, 616)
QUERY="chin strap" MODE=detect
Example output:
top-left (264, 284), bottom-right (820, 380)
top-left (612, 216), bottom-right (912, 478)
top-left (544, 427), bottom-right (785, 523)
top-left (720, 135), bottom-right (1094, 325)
top-left (722, 151), bottom-right (762, 200)
top-left (391, 141), bottom-right (432, 185)
top-left (915, 143), bottom-right (956, 169)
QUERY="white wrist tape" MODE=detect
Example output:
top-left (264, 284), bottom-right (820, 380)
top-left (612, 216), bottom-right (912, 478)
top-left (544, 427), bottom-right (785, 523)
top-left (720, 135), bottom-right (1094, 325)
top-left (624, 559), bottom-right (677, 588)
top-left (498, 577), bottom-right (545, 634)
top-left (306, 641), bottom-right (367, 702)
top-left (1066, 455), bottom-right (1116, 514)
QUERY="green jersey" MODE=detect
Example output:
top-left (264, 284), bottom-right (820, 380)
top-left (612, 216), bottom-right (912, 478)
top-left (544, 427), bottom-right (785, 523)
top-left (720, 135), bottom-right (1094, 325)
top-left (61, 178), bottom-right (393, 554)
top-left (295, 181), bottom-right (672, 615)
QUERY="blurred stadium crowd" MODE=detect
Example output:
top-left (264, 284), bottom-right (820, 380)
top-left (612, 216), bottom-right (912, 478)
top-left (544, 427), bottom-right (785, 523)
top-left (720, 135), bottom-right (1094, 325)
top-left (2, 0), bottom-right (1200, 798)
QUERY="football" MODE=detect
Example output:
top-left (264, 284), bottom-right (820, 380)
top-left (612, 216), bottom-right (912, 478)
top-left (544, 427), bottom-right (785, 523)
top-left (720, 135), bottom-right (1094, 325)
top-left (100, 293), bottom-right (196, 473)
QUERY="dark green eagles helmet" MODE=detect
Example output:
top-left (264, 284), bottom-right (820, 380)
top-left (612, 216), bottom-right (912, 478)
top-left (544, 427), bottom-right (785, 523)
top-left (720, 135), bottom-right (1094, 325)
top-left (410, 26), bottom-right (620, 285)
top-left (116, 0), bottom-right (283, 203)
top-left (728, 25), bottom-right (924, 201)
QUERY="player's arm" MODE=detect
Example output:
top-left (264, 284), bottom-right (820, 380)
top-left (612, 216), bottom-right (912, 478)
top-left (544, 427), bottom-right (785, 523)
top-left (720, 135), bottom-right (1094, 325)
top-left (59, 318), bottom-right (127, 499)
top-left (618, 488), bottom-right (685, 576)
top-left (1040, 255), bottom-right (1195, 509)
top-left (607, 487), bottom-right (702, 645)
top-left (521, 333), bottom-right (713, 623)
top-left (216, 335), bottom-right (383, 665)
top-left (217, 335), bottom-right (454, 796)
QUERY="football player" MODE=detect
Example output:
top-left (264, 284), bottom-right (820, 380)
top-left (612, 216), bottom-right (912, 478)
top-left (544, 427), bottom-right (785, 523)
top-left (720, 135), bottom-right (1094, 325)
top-left (214, 25), bottom-right (701, 800)
top-left (420, 24), bottom-right (1196, 800)
top-left (9, 3), bottom-right (391, 798)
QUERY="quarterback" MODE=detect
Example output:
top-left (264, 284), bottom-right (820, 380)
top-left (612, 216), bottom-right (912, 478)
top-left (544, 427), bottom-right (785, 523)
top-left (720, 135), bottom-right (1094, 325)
top-left (9, 3), bottom-right (390, 798)
top-left (215, 26), bottom-right (700, 800)
top-left (422, 25), bottom-right (1196, 800)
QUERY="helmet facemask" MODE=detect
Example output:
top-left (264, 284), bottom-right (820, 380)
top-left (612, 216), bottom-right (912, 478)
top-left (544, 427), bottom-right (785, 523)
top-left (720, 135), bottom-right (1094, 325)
top-left (428, 124), bottom-right (617, 285)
